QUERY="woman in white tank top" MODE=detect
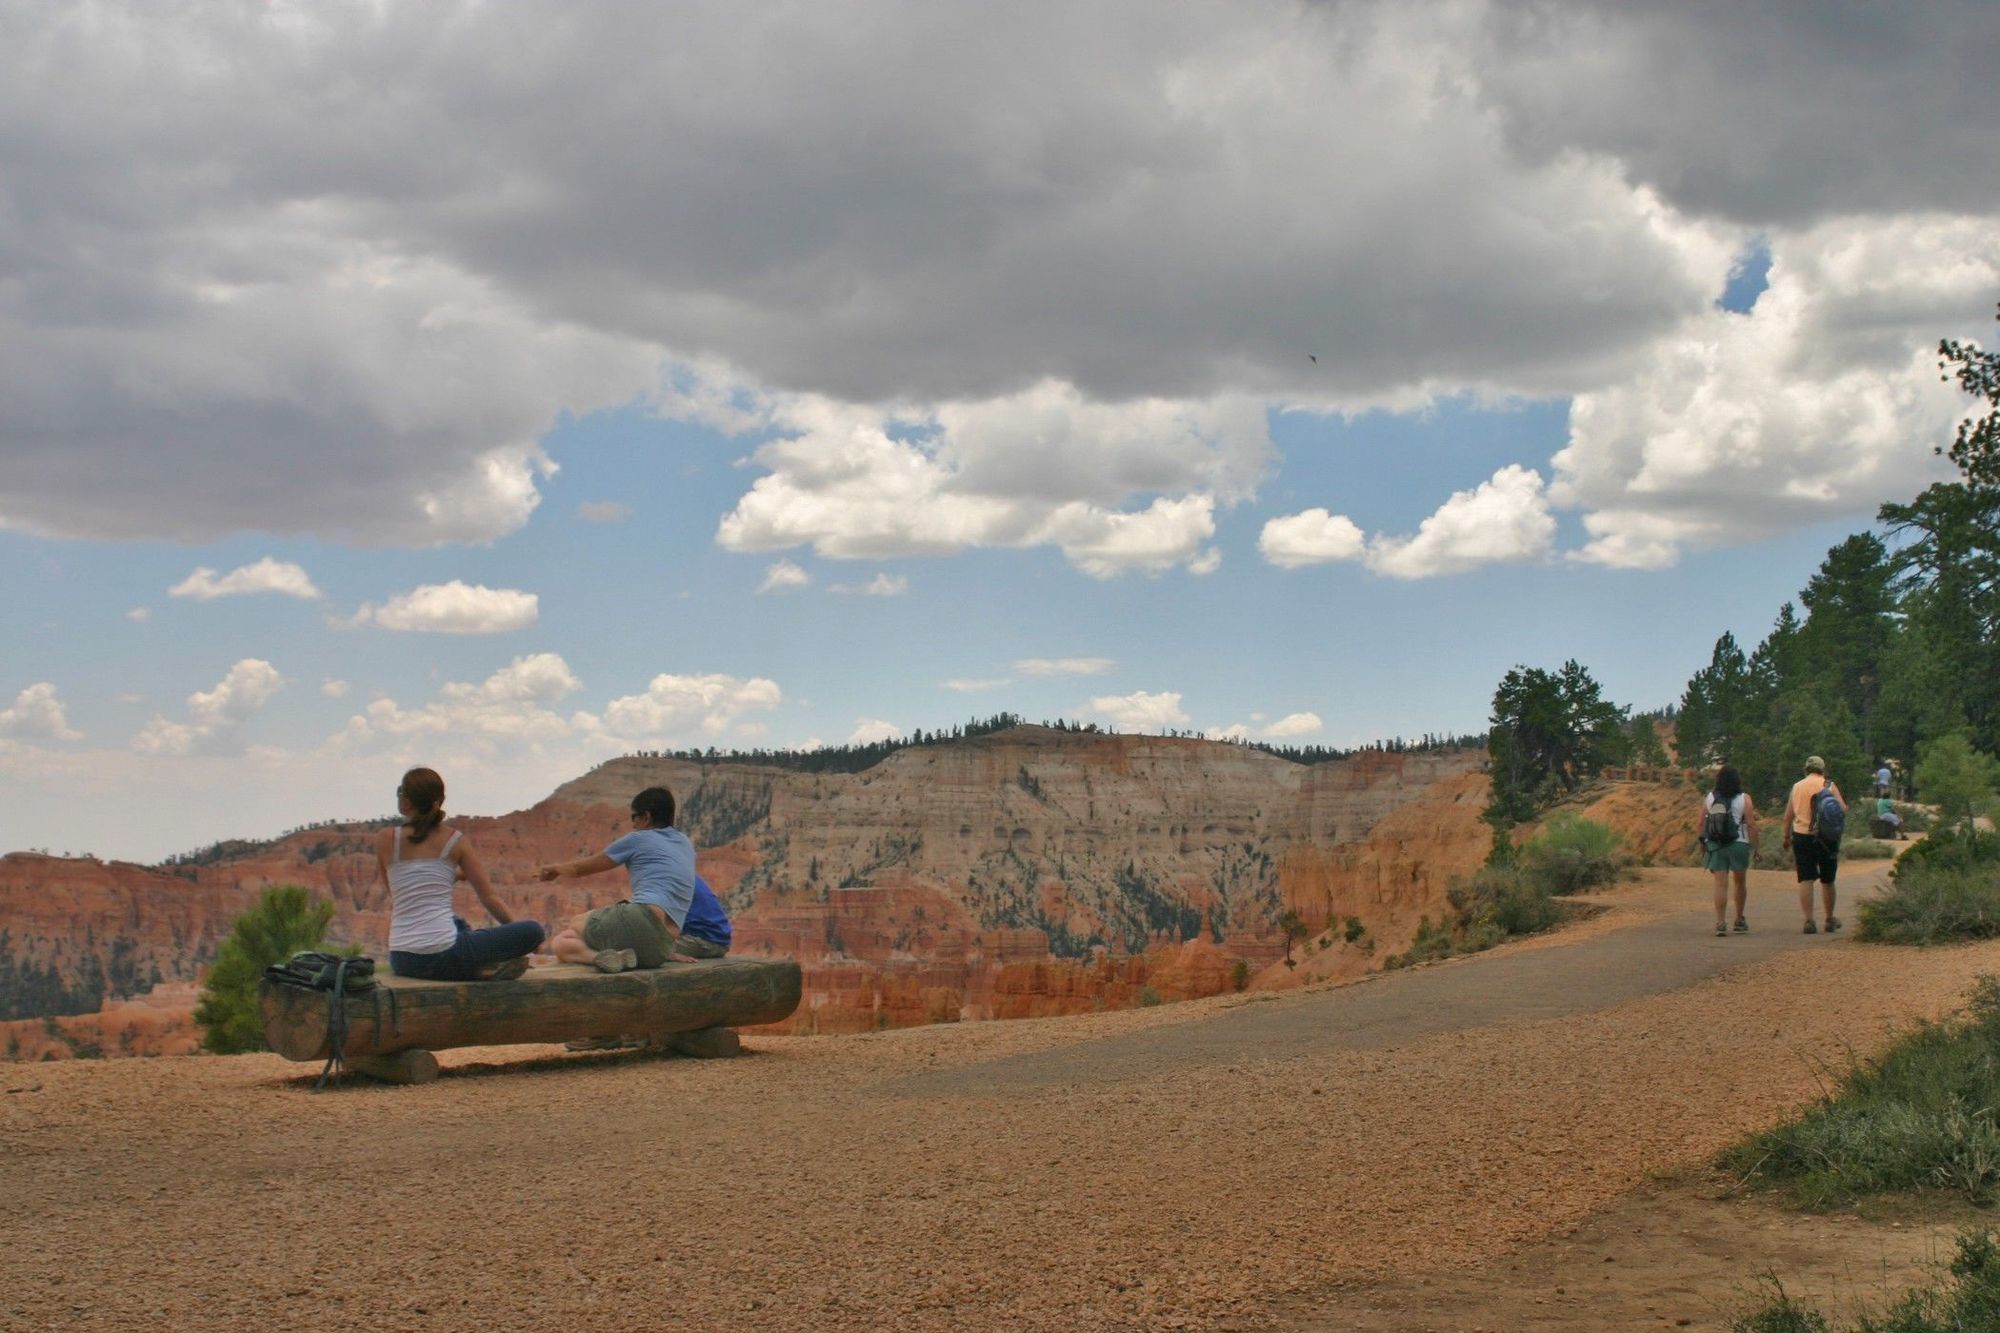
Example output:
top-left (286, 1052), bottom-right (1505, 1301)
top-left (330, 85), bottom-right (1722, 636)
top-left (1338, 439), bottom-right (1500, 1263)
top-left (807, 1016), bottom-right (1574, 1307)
top-left (377, 767), bottom-right (545, 981)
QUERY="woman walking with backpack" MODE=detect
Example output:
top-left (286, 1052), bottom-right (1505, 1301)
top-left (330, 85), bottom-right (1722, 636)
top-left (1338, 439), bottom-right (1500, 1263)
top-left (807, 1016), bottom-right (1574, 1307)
top-left (1701, 765), bottom-right (1758, 937)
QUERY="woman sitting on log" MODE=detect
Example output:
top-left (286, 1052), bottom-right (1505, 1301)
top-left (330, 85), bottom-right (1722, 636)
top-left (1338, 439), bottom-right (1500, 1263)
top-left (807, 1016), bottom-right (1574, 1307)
top-left (380, 767), bottom-right (545, 981)
top-left (539, 785), bottom-right (725, 973)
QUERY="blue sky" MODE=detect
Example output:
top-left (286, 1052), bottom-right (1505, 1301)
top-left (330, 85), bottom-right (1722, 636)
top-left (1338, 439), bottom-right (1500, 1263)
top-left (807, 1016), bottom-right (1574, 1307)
top-left (1, 3), bottom-right (1995, 862)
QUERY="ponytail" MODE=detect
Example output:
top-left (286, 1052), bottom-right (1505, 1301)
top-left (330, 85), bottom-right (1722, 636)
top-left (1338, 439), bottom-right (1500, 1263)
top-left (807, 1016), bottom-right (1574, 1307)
top-left (399, 767), bottom-right (447, 844)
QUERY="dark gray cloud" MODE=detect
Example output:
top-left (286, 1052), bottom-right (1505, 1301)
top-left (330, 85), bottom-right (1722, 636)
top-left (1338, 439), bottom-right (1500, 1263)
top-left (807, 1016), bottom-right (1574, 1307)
top-left (0, 1), bottom-right (1990, 545)
top-left (1478, 1), bottom-right (2000, 225)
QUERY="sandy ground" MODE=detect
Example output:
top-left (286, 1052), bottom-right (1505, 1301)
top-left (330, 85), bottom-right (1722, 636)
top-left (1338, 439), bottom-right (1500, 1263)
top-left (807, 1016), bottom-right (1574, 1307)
top-left (4, 857), bottom-right (1996, 1332)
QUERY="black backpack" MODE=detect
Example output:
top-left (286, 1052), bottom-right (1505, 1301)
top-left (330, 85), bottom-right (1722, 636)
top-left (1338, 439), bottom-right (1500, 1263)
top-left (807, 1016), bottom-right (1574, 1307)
top-left (1702, 795), bottom-right (1739, 845)
top-left (263, 951), bottom-right (380, 1090)
top-left (1810, 782), bottom-right (1846, 846)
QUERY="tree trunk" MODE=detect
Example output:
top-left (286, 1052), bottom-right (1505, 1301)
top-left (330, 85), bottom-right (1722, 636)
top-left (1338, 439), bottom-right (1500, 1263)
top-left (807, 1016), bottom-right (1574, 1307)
top-left (260, 958), bottom-right (801, 1062)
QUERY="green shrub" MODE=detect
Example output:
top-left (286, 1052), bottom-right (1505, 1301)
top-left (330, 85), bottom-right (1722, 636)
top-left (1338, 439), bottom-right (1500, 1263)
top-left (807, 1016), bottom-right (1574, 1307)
top-left (1385, 915), bottom-right (1456, 969)
top-left (1517, 813), bottom-right (1633, 895)
top-left (1135, 985), bottom-right (1163, 1007)
top-left (192, 885), bottom-right (342, 1054)
top-left (1857, 862), bottom-right (2000, 946)
top-left (1723, 978), bottom-right (2000, 1207)
top-left (1342, 915), bottom-right (1365, 944)
top-left (1841, 838), bottom-right (1897, 861)
top-left (1893, 825), bottom-right (2000, 879)
top-left (1229, 958), bottom-right (1249, 992)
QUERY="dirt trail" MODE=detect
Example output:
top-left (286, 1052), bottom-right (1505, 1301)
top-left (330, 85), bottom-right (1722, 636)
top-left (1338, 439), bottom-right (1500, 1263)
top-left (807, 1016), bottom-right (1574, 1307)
top-left (3, 857), bottom-right (1992, 1331)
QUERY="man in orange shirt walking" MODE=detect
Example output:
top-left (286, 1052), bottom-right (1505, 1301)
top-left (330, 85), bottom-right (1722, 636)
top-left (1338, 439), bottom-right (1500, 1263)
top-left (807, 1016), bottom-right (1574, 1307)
top-left (1781, 755), bottom-right (1845, 935)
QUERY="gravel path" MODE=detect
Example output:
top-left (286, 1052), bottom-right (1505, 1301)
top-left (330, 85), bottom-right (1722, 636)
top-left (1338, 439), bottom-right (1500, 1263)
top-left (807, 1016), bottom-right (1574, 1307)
top-left (5, 858), bottom-right (1995, 1331)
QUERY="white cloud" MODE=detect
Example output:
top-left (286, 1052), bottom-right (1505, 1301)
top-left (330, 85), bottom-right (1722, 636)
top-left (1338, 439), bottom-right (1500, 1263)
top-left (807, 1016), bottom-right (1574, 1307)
top-left (1210, 723), bottom-right (1251, 742)
top-left (0, 683), bottom-right (82, 743)
top-left (133, 659), bottom-right (284, 756)
top-left (169, 558), bottom-right (321, 602)
top-left (846, 718), bottom-right (901, 746)
top-left (596, 673), bottom-right (784, 741)
top-left (125, 607), bottom-right (151, 623)
top-left (757, 560), bottom-right (811, 595)
top-left (1551, 216), bottom-right (1996, 567)
top-left (830, 573), bottom-right (908, 596)
top-left (335, 654), bottom-right (583, 749)
top-left (1016, 657), bottom-right (1114, 678)
top-left (349, 581), bottom-right (539, 634)
top-left (577, 501), bottom-right (632, 523)
top-left (1263, 711), bottom-right (1323, 739)
top-left (1258, 509), bottom-right (1367, 569)
top-left (1087, 690), bottom-right (1190, 733)
top-left (942, 677), bottom-right (1011, 693)
top-left (1366, 465), bottom-right (1557, 579)
top-left (715, 389), bottom-right (1255, 578)
top-left (320, 679), bottom-right (350, 699)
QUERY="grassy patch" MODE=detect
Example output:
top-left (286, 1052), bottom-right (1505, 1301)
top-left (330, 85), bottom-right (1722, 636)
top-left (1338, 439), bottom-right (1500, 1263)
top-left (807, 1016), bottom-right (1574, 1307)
top-left (1841, 837), bottom-right (1899, 861)
top-left (1733, 1229), bottom-right (2000, 1332)
top-left (1723, 978), bottom-right (2000, 1208)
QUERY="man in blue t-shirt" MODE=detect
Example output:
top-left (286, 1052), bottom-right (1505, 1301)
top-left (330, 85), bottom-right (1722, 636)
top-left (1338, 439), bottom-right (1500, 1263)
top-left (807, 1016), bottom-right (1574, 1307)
top-left (539, 786), bottom-right (729, 970)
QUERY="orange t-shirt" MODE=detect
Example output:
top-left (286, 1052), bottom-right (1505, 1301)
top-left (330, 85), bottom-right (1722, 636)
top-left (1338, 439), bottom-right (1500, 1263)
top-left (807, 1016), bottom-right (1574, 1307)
top-left (1786, 775), bottom-right (1844, 835)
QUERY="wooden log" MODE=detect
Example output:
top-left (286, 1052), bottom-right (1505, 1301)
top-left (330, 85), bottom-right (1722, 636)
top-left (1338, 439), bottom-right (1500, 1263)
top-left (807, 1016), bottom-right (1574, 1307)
top-left (259, 958), bottom-right (801, 1063)
top-left (347, 1049), bottom-right (440, 1085)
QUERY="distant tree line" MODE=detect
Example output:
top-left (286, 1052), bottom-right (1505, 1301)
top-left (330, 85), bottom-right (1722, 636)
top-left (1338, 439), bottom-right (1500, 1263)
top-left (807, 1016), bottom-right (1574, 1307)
top-left (628, 712), bottom-right (1484, 777)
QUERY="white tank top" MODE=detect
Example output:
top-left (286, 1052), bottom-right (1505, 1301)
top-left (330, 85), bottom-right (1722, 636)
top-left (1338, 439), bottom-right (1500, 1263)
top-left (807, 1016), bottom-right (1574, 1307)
top-left (387, 826), bottom-right (462, 954)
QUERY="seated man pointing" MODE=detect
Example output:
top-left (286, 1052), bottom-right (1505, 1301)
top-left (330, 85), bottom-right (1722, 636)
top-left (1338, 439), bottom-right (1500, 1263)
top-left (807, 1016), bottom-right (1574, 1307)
top-left (540, 786), bottom-right (727, 972)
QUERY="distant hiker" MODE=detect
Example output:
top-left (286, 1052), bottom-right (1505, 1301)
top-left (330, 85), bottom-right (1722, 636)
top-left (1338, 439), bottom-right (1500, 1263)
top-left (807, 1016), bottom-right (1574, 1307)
top-left (1700, 764), bottom-right (1758, 937)
top-left (1875, 761), bottom-right (1893, 799)
top-left (1782, 756), bottom-right (1845, 935)
top-left (1874, 795), bottom-right (1904, 840)
top-left (538, 786), bottom-right (726, 972)
top-left (380, 767), bottom-right (545, 980)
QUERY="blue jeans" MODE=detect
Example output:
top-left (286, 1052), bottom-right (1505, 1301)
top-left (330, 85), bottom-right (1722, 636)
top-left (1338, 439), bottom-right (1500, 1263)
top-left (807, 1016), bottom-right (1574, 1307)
top-left (390, 916), bottom-right (546, 981)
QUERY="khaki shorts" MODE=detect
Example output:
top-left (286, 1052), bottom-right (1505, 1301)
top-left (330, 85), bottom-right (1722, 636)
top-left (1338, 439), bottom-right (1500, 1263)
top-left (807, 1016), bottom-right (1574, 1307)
top-left (582, 901), bottom-right (673, 968)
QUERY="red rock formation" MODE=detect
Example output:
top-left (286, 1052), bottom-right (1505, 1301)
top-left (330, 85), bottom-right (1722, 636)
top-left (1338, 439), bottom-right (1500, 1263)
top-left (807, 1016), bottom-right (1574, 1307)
top-left (2, 728), bottom-right (1497, 1056)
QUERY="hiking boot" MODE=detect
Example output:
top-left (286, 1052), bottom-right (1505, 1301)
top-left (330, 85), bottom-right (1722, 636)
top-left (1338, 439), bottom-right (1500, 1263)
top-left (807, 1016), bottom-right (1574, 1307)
top-left (592, 948), bottom-right (639, 974)
top-left (1733, 918), bottom-right (1749, 933)
top-left (482, 957), bottom-right (531, 981)
top-left (1803, 921), bottom-right (1818, 935)
top-left (1825, 917), bottom-right (1842, 934)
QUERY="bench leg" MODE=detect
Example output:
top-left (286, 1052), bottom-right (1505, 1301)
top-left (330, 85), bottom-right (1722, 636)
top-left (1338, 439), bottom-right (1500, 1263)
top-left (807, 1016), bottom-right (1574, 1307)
top-left (348, 1048), bottom-right (441, 1085)
top-left (663, 1027), bottom-right (741, 1060)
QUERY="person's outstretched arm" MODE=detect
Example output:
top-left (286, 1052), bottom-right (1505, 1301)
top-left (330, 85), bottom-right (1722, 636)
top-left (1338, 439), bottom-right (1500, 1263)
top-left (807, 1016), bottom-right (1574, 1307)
top-left (538, 853), bottom-right (618, 882)
top-left (454, 839), bottom-right (514, 924)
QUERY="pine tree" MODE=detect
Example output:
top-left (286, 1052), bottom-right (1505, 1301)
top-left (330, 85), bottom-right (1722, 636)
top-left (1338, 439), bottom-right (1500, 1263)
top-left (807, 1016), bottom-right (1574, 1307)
top-left (192, 885), bottom-right (339, 1055)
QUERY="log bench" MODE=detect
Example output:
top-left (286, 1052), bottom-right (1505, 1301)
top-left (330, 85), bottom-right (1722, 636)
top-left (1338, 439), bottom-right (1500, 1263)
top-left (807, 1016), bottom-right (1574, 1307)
top-left (259, 957), bottom-right (802, 1084)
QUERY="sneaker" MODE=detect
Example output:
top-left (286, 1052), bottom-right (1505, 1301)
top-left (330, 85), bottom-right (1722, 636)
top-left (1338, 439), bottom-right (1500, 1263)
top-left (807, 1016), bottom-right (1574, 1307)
top-left (1715, 922), bottom-right (1728, 937)
top-left (483, 956), bottom-right (530, 981)
top-left (1803, 921), bottom-right (1818, 935)
top-left (1733, 918), bottom-right (1749, 933)
top-left (1825, 917), bottom-right (1842, 934)
top-left (592, 948), bottom-right (639, 974)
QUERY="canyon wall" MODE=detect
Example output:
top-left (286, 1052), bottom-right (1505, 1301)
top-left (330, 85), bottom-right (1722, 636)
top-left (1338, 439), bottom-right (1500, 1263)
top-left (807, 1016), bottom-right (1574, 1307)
top-left (3, 727), bottom-right (1507, 1056)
